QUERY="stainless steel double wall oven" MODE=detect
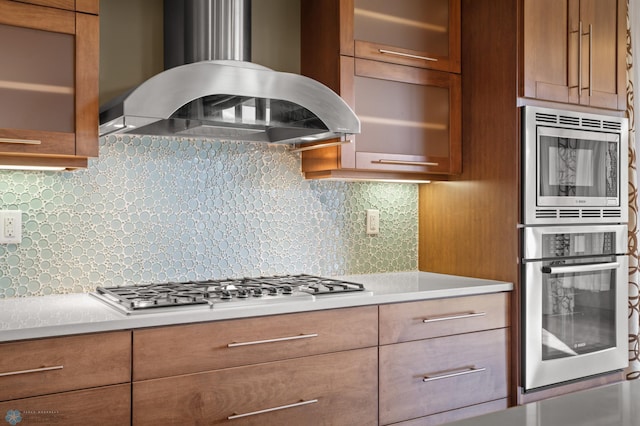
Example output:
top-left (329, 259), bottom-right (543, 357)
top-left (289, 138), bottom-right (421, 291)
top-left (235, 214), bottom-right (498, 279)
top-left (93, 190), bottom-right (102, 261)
top-left (521, 106), bottom-right (629, 392)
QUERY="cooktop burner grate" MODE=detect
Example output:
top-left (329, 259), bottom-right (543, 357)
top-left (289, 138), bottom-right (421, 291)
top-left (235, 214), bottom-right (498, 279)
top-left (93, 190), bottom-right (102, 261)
top-left (92, 274), bottom-right (367, 314)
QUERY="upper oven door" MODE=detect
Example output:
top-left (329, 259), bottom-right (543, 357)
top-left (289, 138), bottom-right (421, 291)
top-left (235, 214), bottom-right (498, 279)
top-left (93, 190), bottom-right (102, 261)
top-left (522, 106), bottom-right (628, 225)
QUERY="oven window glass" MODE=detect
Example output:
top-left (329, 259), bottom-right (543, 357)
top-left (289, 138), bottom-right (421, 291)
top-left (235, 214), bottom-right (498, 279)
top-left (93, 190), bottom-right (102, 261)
top-left (538, 135), bottom-right (618, 198)
top-left (541, 257), bottom-right (617, 361)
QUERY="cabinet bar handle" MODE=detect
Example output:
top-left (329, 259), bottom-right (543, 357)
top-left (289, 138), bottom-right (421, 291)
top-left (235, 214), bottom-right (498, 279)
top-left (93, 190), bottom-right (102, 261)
top-left (0, 138), bottom-right (41, 145)
top-left (378, 49), bottom-right (438, 62)
top-left (228, 399), bottom-right (319, 419)
top-left (289, 140), bottom-right (351, 153)
top-left (578, 21), bottom-right (583, 94)
top-left (423, 367), bottom-right (486, 382)
top-left (227, 333), bottom-right (319, 348)
top-left (422, 312), bottom-right (486, 323)
top-left (374, 159), bottom-right (439, 167)
top-left (588, 24), bottom-right (593, 97)
top-left (0, 365), bottom-right (64, 377)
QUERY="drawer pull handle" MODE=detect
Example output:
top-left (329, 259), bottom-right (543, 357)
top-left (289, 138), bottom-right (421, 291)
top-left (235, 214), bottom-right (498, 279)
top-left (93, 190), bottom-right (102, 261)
top-left (0, 138), bottom-right (41, 145)
top-left (422, 312), bottom-right (486, 323)
top-left (378, 49), bottom-right (438, 62)
top-left (423, 367), bottom-right (486, 383)
top-left (228, 399), bottom-right (319, 420)
top-left (374, 159), bottom-right (439, 167)
top-left (227, 333), bottom-right (319, 348)
top-left (0, 365), bottom-right (64, 377)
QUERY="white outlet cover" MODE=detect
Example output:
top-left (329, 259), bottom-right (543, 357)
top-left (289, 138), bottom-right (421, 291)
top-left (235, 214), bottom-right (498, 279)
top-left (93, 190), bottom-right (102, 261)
top-left (0, 210), bottom-right (22, 244)
top-left (366, 209), bottom-right (379, 235)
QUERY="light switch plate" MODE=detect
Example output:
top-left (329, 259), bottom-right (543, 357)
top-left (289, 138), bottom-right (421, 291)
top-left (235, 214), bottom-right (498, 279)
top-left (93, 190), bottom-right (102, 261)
top-left (0, 210), bottom-right (22, 244)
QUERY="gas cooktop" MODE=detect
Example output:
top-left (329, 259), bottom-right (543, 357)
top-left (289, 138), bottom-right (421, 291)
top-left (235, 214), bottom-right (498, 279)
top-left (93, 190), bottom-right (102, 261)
top-left (91, 274), bottom-right (370, 315)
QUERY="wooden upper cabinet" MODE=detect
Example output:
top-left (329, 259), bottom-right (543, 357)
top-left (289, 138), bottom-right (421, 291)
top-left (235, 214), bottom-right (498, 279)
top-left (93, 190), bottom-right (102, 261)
top-left (0, 0), bottom-right (99, 169)
top-left (301, 0), bottom-right (462, 181)
top-left (9, 0), bottom-right (74, 11)
top-left (522, 0), bottom-right (627, 110)
top-left (346, 0), bottom-right (461, 73)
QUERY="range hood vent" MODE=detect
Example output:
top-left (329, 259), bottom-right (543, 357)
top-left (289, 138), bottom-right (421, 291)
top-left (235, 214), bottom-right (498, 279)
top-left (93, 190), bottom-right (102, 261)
top-left (99, 0), bottom-right (359, 144)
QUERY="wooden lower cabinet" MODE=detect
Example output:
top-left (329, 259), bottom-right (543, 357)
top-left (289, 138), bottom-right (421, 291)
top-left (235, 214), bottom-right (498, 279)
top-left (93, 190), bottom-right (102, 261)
top-left (389, 399), bottom-right (508, 426)
top-left (0, 384), bottom-right (130, 426)
top-left (379, 292), bottom-right (509, 344)
top-left (379, 328), bottom-right (509, 425)
top-left (133, 306), bottom-right (378, 380)
top-left (132, 347), bottom-right (378, 425)
top-left (0, 331), bottom-right (131, 401)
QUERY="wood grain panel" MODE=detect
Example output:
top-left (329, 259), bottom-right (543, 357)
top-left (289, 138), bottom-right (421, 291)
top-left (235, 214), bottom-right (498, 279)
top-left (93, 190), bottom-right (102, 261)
top-left (75, 0), bottom-right (99, 14)
top-left (392, 399), bottom-right (508, 426)
top-left (9, 0), bottom-right (74, 11)
top-left (379, 328), bottom-right (509, 425)
top-left (0, 0), bottom-right (74, 33)
top-left (133, 347), bottom-right (378, 426)
top-left (379, 292), bottom-right (509, 345)
top-left (300, 0), bottom-right (342, 92)
top-left (0, 384), bottom-right (130, 426)
top-left (74, 11), bottom-right (99, 157)
top-left (0, 154), bottom-right (87, 169)
top-left (133, 306), bottom-right (378, 380)
top-left (418, 0), bottom-right (520, 283)
top-left (0, 129), bottom-right (75, 156)
top-left (0, 331), bottom-right (131, 401)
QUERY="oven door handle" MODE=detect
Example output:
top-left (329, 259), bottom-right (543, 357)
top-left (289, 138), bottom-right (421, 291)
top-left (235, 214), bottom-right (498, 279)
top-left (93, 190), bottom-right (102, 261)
top-left (541, 261), bottom-right (620, 274)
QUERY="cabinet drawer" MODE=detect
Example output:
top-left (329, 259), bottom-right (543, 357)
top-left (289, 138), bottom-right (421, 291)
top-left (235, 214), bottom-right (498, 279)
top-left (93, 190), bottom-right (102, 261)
top-left (0, 384), bottom-right (130, 426)
top-left (133, 306), bottom-right (378, 380)
top-left (391, 398), bottom-right (508, 426)
top-left (379, 328), bottom-right (508, 425)
top-left (133, 347), bottom-right (378, 426)
top-left (379, 292), bottom-right (509, 344)
top-left (0, 331), bottom-right (131, 401)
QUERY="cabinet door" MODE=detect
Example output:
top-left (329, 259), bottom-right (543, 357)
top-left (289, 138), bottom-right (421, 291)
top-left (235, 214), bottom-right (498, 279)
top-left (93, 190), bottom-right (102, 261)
top-left (350, 0), bottom-right (460, 73)
top-left (10, 0), bottom-right (74, 10)
top-left (0, 384), bottom-right (130, 426)
top-left (379, 328), bottom-right (508, 425)
top-left (0, 331), bottom-right (131, 401)
top-left (0, 0), bottom-right (98, 161)
top-left (133, 348), bottom-right (378, 426)
top-left (522, 0), bottom-right (573, 104)
top-left (348, 58), bottom-right (461, 175)
top-left (133, 306), bottom-right (378, 380)
top-left (578, 0), bottom-right (626, 109)
top-left (379, 292), bottom-right (509, 345)
top-left (522, 0), bottom-right (625, 110)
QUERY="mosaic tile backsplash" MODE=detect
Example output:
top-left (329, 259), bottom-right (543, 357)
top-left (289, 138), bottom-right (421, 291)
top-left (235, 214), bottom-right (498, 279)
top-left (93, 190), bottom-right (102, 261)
top-left (0, 136), bottom-right (417, 298)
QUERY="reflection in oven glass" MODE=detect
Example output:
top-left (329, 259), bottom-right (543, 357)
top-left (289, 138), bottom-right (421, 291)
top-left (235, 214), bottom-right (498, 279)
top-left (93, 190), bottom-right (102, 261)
top-left (542, 267), bottom-right (616, 361)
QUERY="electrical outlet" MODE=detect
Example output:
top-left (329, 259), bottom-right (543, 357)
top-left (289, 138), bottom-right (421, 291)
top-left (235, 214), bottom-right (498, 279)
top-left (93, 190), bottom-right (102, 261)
top-left (0, 210), bottom-right (22, 244)
top-left (366, 209), bottom-right (379, 235)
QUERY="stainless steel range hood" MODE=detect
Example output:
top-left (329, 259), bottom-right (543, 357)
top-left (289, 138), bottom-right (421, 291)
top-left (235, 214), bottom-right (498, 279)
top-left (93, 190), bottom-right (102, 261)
top-left (99, 0), bottom-right (359, 144)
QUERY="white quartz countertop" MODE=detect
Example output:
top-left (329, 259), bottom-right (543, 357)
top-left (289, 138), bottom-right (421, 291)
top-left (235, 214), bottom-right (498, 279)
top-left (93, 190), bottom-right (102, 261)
top-left (0, 271), bottom-right (512, 342)
top-left (448, 380), bottom-right (640, 426)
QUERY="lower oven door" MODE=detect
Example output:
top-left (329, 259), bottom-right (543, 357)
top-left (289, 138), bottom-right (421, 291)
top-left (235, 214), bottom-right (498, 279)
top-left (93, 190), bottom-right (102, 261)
top-left (523, 253), bottom-right (628, 391)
